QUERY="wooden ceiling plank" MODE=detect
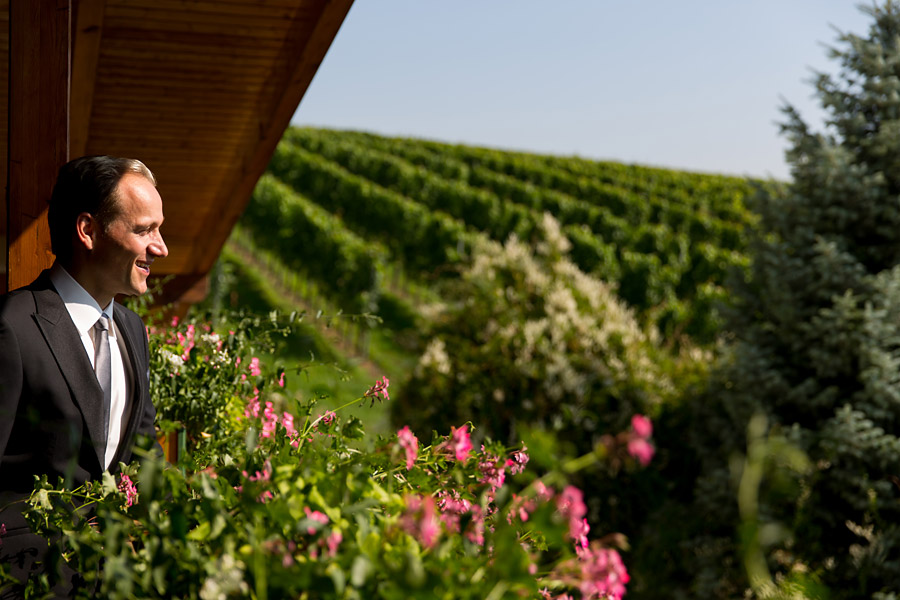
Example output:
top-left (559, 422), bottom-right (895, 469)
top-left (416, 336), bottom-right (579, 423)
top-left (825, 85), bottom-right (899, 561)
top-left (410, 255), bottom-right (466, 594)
top-left (102, 13), bottom-right (294, 41)
top-left (70, 0), bottom-right (105, 157)
top-left (96, 63), bottom-right (273, 84)
top-left (90, 98), bottom-right (259, 116)
top-left (87, 134), bottom-right (251, 149)
top-left (100, 33), bottom-right (286, 54)
top-left (88, 126), bottom-right (251, 140)
top-left (190, 0), bottom-right (356, 274)
top-left (105, 5), bottom-right (301, 30)
top-left (93, 71), bottom-right (277, 92)
top-left (92, 89), bottom-right (273, 106)
top-left (113, 0), bottom-right (296, 18)
top-left (87, 110), bottom-right (261, 128)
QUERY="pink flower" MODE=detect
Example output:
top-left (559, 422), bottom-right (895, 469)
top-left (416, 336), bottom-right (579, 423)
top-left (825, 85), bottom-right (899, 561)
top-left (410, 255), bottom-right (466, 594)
top-left (551, 541), bottom-right (630, 600)
top-left (507, 493), bottom-right (537, 524)
top-left (249, 357), bottom-right (262, 377)
top-left (364, 376), bottom-right (390, 402)
top-left (478, 450), bottom-right (506, 489)
top-left (577, 545), bottom-right (630, 600)
top-left (304, 506), bottom-right (329, 535)
top-left (324, 530), bottom-right (342, 557)
top-left (397, 426), bottom-right (419, 470)
top-left (246, 462), bottom-right (271, 482)
top-left (534, 481), bottom-right (555, 503)
top-left (627, 437), bottom-right (655, 466)
top-left (450, 425), bottom-right (472, 462)
top-left (320, 411), bottom-right (336, 426)
top-left (244, 388), bottom-right (260, 419)
top-left (0, 523), bottom-right (5, 547)
top-left (464, 504), bottom-right (485, 546)
top-left (401, 494), bottom-right (441, 549)
top-left (631, 414), bottom-right (653, 439)
top-left (282, 412), bottom-right (295, 437)
top-left (260, 401), bottom-right (279, 438)
top-left (557, 486), bottom-right (587, 544)
top-left (573, 517), bottom-right (590, 550)
top-left (508, 443), bottom-right (529, 474)
top-left (117, 474), bottom-right (138, 508)
top-left (278, 371), bottom-right (286, 388)
top-left (436, 489), bottom-right (472, 515)
top-left (257, 490), bottom-right (274, 503)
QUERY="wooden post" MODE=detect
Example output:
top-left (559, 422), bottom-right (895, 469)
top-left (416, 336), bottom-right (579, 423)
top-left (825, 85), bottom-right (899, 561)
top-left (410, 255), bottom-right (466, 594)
top-left (1, 1), bottom-right (9, 293)
top-left (7, 0), bottom-right (70, 291)
top-left (69, 0), bottom-right (104, 158)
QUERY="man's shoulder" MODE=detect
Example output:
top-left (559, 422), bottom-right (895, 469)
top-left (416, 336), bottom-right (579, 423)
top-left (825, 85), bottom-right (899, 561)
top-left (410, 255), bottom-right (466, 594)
top-left (0, 286), bottom-right (39, 321)
top-left (1, 271), bottom-right (61, 322)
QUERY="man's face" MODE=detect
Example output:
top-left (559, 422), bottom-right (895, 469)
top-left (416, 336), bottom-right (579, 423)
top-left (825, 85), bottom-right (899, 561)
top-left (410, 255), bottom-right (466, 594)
top-left (90, 173), bottom-right (168, 301)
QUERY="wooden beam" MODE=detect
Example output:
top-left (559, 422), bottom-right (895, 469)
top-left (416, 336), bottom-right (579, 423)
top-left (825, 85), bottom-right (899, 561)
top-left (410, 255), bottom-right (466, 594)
top-left (7, 0), bottom-right (71, 291)
top-left (188, 0), bottom-right (355, 275)
top-left (70, 0), bottom-right (105, 157)
top-left (0, 0), bottom-right (10, 293)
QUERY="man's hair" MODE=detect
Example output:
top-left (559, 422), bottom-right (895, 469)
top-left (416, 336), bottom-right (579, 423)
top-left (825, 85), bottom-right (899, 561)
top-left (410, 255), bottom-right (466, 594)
top-left (48, 155), bottom-right (157, 262)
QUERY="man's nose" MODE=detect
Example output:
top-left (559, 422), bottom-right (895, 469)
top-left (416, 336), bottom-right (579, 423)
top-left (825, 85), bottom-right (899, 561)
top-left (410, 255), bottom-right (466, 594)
top-left (149, 231), bottom-right (168, 258)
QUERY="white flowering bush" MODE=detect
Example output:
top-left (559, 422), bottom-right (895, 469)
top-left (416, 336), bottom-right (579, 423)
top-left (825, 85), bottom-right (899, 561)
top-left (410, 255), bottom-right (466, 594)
top-left (393, 213), bottom-right (679, 448)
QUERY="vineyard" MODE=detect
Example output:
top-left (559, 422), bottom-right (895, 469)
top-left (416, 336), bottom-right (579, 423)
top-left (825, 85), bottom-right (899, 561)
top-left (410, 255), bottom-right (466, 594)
top-left (230, 126), bottom-right (760, 377)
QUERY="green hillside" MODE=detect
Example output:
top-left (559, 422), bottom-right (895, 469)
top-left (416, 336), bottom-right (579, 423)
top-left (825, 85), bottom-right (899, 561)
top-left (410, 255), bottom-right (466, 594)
top-left (235, 126), bottom-right (758, 346)
top-left (213, 126), bottom-right (763, 437)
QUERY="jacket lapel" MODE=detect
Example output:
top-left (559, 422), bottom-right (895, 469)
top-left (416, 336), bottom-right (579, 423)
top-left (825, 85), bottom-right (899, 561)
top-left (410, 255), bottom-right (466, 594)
top-left (111, 307), bottom-right (146, 466)
top-left (31, 284), bottom-right (107, 470)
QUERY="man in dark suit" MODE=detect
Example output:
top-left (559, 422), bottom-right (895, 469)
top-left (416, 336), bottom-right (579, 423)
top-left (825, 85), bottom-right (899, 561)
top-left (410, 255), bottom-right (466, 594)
top-left (0, 156), bottom-right (168, 596)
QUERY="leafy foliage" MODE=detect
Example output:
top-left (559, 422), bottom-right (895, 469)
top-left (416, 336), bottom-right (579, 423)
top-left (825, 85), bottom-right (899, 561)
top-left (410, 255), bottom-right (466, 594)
top-left (1, 312), bottom-right (639, 600)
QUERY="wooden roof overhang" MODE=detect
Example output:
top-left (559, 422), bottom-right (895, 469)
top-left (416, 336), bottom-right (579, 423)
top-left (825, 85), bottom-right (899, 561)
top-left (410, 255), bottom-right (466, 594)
top-left (1, 0), bottom-right (354, 306)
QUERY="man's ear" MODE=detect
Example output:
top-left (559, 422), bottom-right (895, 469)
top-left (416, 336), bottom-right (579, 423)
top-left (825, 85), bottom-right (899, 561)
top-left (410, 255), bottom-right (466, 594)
top-left (75, 213), bottom-right (96, 251)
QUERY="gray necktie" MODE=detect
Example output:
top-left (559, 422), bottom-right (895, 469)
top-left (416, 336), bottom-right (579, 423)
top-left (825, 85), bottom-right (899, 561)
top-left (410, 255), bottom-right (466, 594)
top-left (93, 314), bottom-right (112, 448)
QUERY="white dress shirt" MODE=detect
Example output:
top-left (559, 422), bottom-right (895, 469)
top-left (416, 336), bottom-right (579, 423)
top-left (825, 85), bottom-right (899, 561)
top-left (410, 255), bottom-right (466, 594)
top-left (49, 264), bottom-right (130, 470)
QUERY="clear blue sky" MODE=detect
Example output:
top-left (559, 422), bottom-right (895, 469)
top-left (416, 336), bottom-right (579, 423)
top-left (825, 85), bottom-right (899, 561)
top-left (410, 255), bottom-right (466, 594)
top-left (291, 2), bottom-right (874, 180)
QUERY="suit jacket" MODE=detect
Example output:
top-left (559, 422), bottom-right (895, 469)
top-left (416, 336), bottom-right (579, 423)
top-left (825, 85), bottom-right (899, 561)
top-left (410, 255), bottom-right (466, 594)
top-left (0, 269), bottom-right (158, 524)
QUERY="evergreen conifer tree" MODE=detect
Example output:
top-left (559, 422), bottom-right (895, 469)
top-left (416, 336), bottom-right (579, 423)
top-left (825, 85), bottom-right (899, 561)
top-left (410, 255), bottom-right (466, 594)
top-left (690, 3), bottom-right (900, 596)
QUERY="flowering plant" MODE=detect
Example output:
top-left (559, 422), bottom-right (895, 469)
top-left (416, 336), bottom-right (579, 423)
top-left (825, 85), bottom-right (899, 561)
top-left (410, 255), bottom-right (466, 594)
top-left (4, 353), bottom-right (649, 599)
top-left (0, 308), bottom-right (656, 599)
top-left (148, 311), bottom-right (299, 461)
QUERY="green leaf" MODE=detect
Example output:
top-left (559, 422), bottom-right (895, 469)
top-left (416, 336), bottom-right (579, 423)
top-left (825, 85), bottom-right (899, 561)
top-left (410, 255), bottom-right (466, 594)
top-left (187, 521), bottom-right (211, 541)
top-left (34, 489), bottom-right (51, 510)
top-left (101, 471), bottom-right (118, 497)
top-left (326, 562), bottom-right (346, 594)
top-left (350, 555), bottom-right (373, 587)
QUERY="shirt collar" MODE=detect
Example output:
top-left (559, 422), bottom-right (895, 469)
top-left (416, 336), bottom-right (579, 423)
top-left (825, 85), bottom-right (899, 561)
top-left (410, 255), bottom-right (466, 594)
top-left (49, 263), bottom-right (115, 334)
